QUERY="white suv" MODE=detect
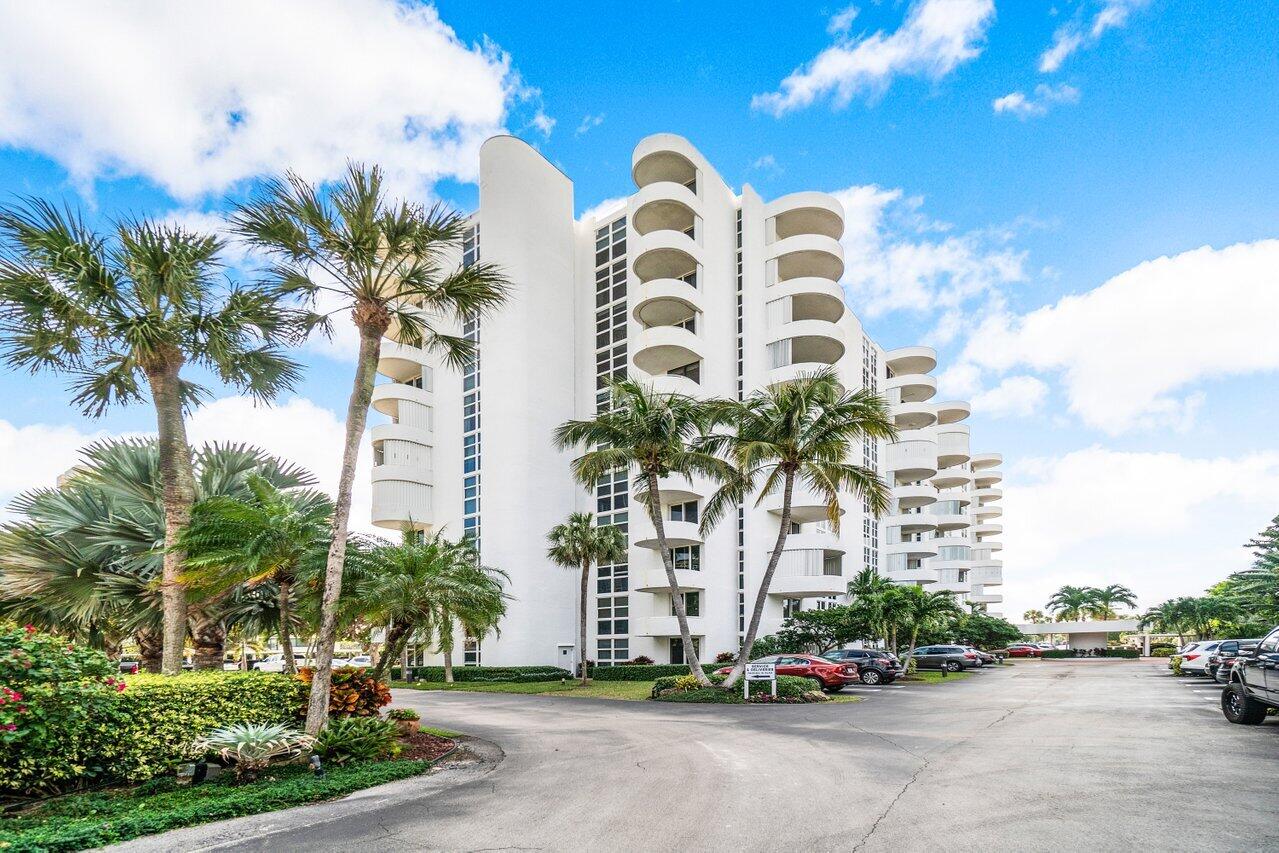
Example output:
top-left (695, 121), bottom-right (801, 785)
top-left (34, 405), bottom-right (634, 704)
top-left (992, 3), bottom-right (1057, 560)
top-left (1177, 641), bottom-right (1220, 675)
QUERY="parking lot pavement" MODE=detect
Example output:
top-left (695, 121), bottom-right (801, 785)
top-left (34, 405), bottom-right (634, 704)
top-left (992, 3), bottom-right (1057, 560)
top-left (126, 661), bottom-right (1279, 852)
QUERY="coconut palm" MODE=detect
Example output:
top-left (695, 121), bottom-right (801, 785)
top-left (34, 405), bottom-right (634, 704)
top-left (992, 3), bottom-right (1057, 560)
top-left (1046, 585), bottom-right (1095, 622)
top-left (846, 567), bottom-right (896, 647)
top-left (1172, 595), bottom-right (1239, 641)
top-left (554, 379), bottom-right (734, 685)
top-left (1086, 584), bottom-right (1138, 619)
top-left (1139, 600), bottom-right (1188, 647)
top-left (698, 370), bottom-right (896, 687)
top-left (230, 165), bottom-right (511, 731)
top-left (1022, 609), bottom-right (1048, 623)
top-left (0, 202), bottom-right (302, 673)
top-left (546, 513), bottom-right (627, 685)
top-left (898, 586), bottom-right (965, 673)
top-left (178, 476), bottom-right (332, 674)
top-left (352, 532), bottom-right (507, 683)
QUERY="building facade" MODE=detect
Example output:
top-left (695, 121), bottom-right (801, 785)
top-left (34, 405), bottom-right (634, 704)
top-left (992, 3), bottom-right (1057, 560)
top-left (368, 134), bottom-right (1004, 669)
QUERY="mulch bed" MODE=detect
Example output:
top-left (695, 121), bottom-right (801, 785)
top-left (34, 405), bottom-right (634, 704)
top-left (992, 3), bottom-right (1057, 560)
top-left (399, 731), bottom-right (456, 762)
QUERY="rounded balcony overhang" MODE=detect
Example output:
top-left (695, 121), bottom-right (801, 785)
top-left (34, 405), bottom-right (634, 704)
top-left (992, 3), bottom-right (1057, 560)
top-left (371, 381), bottom-right (432, 418)
top-left (763, 489), bottom-right (844, 525)
top-left (655, 472), bottom-right (712, 503)
top-left (766, 277), bottom-right (846, 323)
top-left (971, 487), bottom-right (1003, 503)
top-left (884, 540), bottom-right (939, 559)
top-left (885, 372), bottom-right (938, 404)
top-left (770, 234), bottom-right (845, 282)
top-left (936, 425), bottom-right (972, 469)
top-left (633, 198), bottom-right (697, 238)
top-left (768, 572), bottom-right (847, 598)
top-left (885, 346), bottom-right (937, 377)
top-left (931, 513), bottom-right (972, 532)
top-left (935, 400), bottom-right (972, 425)
top-left (633, 325), bottom-right (705, 375)
top-left (767, 319), bottom-right (846, 364)
top-left (894, 483), bottom-right (938, 510)
top-left (885, 514), bottom-right (937, 534)
top-left (974, 504), bottom-right (1002, 520)
top-left (971, 452), bottom-right (1003, 470)
top-left (648, 372), bottom-right (706, 399)
top-left (639, 615), bottom-right (706, 638)
top-left (371, 422), bottom-right (432, 448)
top-left (891, 401), bottom-right (937, 431)
top-left (633, 519), bottom-right (703, 550)
top-left (377, 340), bottom-right (428, 384)
top-left (765, 191), bottom-right (845, 239)
top-left (932, 468), bottom-right (972, 489)
top-left (635, 569), bottom-right (706, 593)
top-left (886, 568), bottom-right (937, 584)
top-left (975, 523), bottom-right (1003, 538)
top-left (634, 278), bottom-right (703, 327)
top-left (632, 138), bottom-right (699, 189)
top-left (632, 180), bottom-right (701, 224)
top-left (973, 469), bottom-right (1003, 488)
top-left (632, 230), bottom-right (703, 283)
top-left (783, 531), bottom-right (846, 556)
top-left (766, 362), bottom-right (846, 393)
top-left (885, 438), bottom-right (939, 483)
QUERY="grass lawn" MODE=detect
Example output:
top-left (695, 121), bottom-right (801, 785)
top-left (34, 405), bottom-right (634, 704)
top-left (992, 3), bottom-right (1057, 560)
top-left (903, 670), bottom-right (973, 684)
top-left (395, 679), bottom-right (657, 700)
top-left (0, 759), bottom-right (432, 853)
top-left (419, 725), bottom-right (464, 738)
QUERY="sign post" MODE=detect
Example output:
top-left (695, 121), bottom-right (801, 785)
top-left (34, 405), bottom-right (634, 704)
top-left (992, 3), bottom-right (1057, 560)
top-left (744, 662), bottom-right (777, 700)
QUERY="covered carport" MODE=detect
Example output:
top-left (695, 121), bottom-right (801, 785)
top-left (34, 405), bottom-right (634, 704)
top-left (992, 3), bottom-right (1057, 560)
top-left (1017, 619), bottom-right (1151, 653)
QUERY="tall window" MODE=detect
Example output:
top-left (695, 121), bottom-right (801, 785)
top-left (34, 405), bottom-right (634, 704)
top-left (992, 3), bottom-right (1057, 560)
top-left (461, 225), bottom-right (481, 553)
top-left (669, 501), bottom-right (699, 523)
top-left (671, 591), bottom-right (700, 617)
top-left (671, 545), bottom-right (701, 572)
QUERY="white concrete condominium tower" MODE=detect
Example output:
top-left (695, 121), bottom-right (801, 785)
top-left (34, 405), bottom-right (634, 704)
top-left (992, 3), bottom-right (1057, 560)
top-left (369, 134), bottom-right (1005, 669)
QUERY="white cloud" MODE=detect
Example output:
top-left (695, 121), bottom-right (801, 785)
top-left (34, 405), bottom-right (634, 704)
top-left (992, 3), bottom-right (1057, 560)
top-left (1001, 447), bottom-right (1279, 619)
top-left (0, 396), bottom-right (377, 533)
top-left (1039, 0), bottom-right (1148, 73)
top-left (960, 240), bottom-right (1279, 433)
top-left (752, 0), bottom-right (995, 116)
top-left (936, 362), bottom-right (982, 398)
top-left (0, 0), bottom-right (525, 200)
top-left (992, 83), bottom-right (1080, 119)
top-left (750, 154), bottom-right (782, 175)
top-left (579, 196), bottom-right (627, 224)
top-left (831, 184), bottom-right (1026, 317)
top-left (529, 110), bottom-right (556, 138)
top-left (827, 4), bottom-right (860, 36)
top-left (575, 114), bottom-right (605, 136)
top-left (970, 375), bottom-right (1048, 418)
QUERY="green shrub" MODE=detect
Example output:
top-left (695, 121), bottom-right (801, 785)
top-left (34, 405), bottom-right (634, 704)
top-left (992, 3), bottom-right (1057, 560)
top-left (1170, 656), bottom-right (1184, 675)
top-left (651, 673), bottom-right (817, 703)
top-left (193, 723), bottom-right (315, 781)
top-left (1149, 646), bottom-right (1176, 658)
top-left (1042, 649), bottom-right (1077, 658)
top-left (591, 663), bottom-right (725, 682)
top-left (393, 665), bottom-right (571, 683)
top-left (314, 717), bottom-right (401, 766)
top-left (1101, 648), bottom-right (1140, 658)
top-left (387, 707), bottom-right (420, 721)
top-left (298, 666), bottom-right (390, 716)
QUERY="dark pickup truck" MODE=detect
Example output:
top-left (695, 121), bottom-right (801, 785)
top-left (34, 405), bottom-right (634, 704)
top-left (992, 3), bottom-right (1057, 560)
top-left (1222, 625), bottom-right (1279, 724)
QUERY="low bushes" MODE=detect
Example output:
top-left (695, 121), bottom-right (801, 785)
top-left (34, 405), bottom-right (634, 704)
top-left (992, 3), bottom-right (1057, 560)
top-left (392, 665), bottom-right (571, 683)
top-left (650, 673), bottom-right (825, 704)
top-left (1149, 646), bottom-right (1176, 657)
top-left (591, 663), bottom-right (724, 682)
top-left (298, 666), bottom-right (390, 716)
top-left (314, 717), bottom-right (401, 766)
top-left (1042, 648), bottom-right (1142, 659)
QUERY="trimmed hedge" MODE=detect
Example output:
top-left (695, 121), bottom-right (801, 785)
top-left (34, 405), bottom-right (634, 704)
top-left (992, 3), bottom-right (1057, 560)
top-left (651, 673), bottom-right (820, 703)
top-left (1043, 648), bottom-right (1141, 659)
top-left (392, 665), bottom-right (571, 683)
top-left (590, 663), bottom-right (725, 682)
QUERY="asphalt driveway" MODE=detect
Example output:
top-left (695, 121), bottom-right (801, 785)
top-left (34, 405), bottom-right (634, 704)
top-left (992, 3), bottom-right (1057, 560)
top-left (120, 661), bottom-right (1279, 852)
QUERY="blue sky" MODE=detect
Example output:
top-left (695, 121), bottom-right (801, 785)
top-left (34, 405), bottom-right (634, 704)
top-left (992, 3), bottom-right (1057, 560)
top-left (1, 0), bottom-right (1277, 618)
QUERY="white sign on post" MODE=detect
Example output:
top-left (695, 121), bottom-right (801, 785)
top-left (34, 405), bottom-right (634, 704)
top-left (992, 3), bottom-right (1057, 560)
top-left (743, 662), bottom-right (777, 699)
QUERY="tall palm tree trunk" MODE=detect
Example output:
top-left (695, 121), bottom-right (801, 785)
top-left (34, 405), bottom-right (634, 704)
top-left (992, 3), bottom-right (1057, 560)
top-left (646, 471), bottom-right (709, 684)
top-left (373, 621), bottom-right (411, 682)
top-left (443, 649), bottom-right (454, 683)
top-left (135, 627), bottom-right (163, 673)
top-left (724, 470), bottom-right (794, 689)
top-left (146, 360), bottom-right (197, 676)
top-left (306, 321), bottom-right (384, 733)
top-left (189, 610), bottom-right (226, 670)
top-left (901, 626), bottom-right (922, 674)
top-left (277, 576), bottom-right (296, 675)
top-left (579, 558), bottom-right (590, 685)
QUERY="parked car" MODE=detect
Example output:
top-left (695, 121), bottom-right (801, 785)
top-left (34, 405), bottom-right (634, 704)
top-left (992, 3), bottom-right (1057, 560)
top-left (1208, 639), bottom-right (1260, 682)
top-left (347, 655), bottom-right (373, 668)
top-left (1177, 641), bottom-right (1221, 676)
top-left (964, 647), bottom-right (996, 666)
top-left (1005, 643), bottom-right (1043, 658)
top-left (1034, 642), bottom-right (1055, 651)
top-left (908, 645), bottom-right (978, 672)
top-left (253, 654), bottom-right (307, 672)
top-left (714, 654), bottom-right (859, 692)
top-left (822, 648), bottom-right (902, 685)
top-left (1222, 626), bottom-right (1279, 724)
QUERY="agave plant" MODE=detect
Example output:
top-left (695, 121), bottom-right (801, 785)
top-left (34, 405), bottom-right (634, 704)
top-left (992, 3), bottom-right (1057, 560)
top-left (193, 723), bottom-right (315, 781)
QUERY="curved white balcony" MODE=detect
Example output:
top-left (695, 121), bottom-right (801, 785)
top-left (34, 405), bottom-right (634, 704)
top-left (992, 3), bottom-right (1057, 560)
top-left (370, 477), bottom-right (432, 532)
top-left (371, 381), bottom-right (432, 418)
top-left (935, 400), bottom-right (971, 425)
top-left (884, 539), bottom-right (939, 559)
top-left (930, 533), bottom-right (971, 551)
top-left (766, 281), bottom-right (846, 326)
top-left (971, 452), bottom-right (1002, 470)
top-left (635, 569), bottom-right (706, 593)
top-left (885, 346), bottom-right (937, 377)
top-left (884, 513), bottom-right (936, 535)
top-left (633, 519), bottom-right (703, 550)
top-left (632, 135), bottom-right (702, 190)
top-left (971, 487), bottom-right (1003, 504)
top-left (769, 572), bottom-right (847, 598)
top-left (763, 486), bottom-right (844, 525)
top-left (974, 503), bottom-right (1002, 520)
top-left (970, 565), bottom-right (1004, 586)
top-left (936, 426), bottom-right (971, 469)
top-left (891, 401), bottom-right (937, 431)
top-left (631, 181), bottom-right (702, 231)
top-left (973, 468), bottom-right (1003, 488)
top-left (981, 539), bottom-right (1003, 552)
top-left (932, 467), bottom-right (972, 489)
top-left (634, 278), bottom-right (703, 327)
top-left (933, 580), bottom-right (972, 595)
top-left (975, 523), bottom-right (1003, 539)
top-left (769, 234), bottom-right (845, 282)
top-left (639, 615), bottom-right (706, 637)
top-left (648, 372), bottom-right (706, 399)
top-left (633, 325), bottom-right (705, 375)
top-left (377, 340), bottom-right (429, 384)
top-left (970, 592), bottom-right (1003, 605)
top-left (885, 373), bottom-right (937, 404)
top-left (930, 513), bottom-right (972, 532)
top-left (766, 319), bottom-right (846, 364)
top-left (655, 472), bottom-right (713, 503)
top-left (764, 191), bottom-right (844, 241)
top-left (885, 568), bottom-right (937, 584)
top-left (371, 421), bottom-right (432, 449)
top-left (632, 230), bottom-right (704, 283)
top-left (766, 362), bottom-right (846, 391)
top-left (783, 531), bottom-right (846, 555)
top-left (885, 438), bottom-right (939, 483)
top-left (894, 483), bottom-right (938, 510)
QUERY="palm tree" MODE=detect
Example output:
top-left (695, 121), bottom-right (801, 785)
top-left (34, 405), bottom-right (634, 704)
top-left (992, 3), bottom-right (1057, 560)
top-left (1022, 609), bottom-right (1048, 623)
top-left (1046, 585), bottom-right (1095, 621)
top-left (1174, 595), bottom-right (1239, 641)
top-left (846, 567), bottom-right (896, 647)
top-left (1086, 584), bottom-right (1138, 619)
top-left (898, 586), bottom-right (964, 673)
top-left (698, 370), bottom-right (895, 688)
top-left (230, 165), bottom-right (511, 732)
top-left (352, 532), bottom-right (507, 682)
top-left (178, 476), bottom-right (332, 674)
top-left (546, 513), bottom-right (626, 685)
top-left (1139, 600), bottom-right (1188, 647)
top-left (0, 203), bottom-right (301, 674)
top-left (554, 379), bottom-right (734, 685)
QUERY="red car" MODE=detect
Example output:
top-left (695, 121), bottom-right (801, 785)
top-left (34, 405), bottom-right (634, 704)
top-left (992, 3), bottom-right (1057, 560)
top-left (1004, 643), bottom-right (1044, 658)
top-left (715, 654), bottom-right (859, 692)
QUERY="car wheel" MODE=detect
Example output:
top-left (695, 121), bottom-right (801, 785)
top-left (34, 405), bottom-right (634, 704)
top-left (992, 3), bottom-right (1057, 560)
top-left (1222, 684), bottom-right (1268, 725)
top-left (860, 669), bottom-right (882, 685)
top-left (945, 661), bottom-right (963, 672)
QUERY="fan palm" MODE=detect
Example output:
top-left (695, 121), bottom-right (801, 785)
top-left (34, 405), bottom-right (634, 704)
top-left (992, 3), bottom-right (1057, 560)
top-left (555, 378), bottom-right (735, 685)
top-left (352, 532), bottom-right (508, 683)
top-left (0, 202), bottom-right (302, 673)
top-left (698, 369), bottom-right (896, 687)
top-left (1046, 585), bottom-right (1095, 622)
top-left (230, 164), bottom-right (511, 731)
top-left (1086, 584), bottom-right (1138, 619)
top-left (178, 476), bottom-right (333, 674)
top-left (897, 586), bottom-right (965, 673)
top-left (546, 513), bottom-right (627, 685)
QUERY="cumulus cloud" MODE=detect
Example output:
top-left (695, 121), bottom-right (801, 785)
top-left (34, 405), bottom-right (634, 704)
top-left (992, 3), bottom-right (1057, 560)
top-left (575, 114), bottom-right (605, 136)
top-left (827, 4), bottom-right (860, 36)
top-left (993, 83), bottom-right (1080, 119)
top-left (831, 184), bottom-right (1026, 317)
top-left (0, 0), bottom-right (527, 200)
top-left (1039, 0), bottom-right (1149, 73)
top-left (0, 420), bottom-right (118, 519)
top-left (578, 196), bottom-right (628, 224)
top-left (752, 0), bottom-right (995, 116)
top-left (529, 110), bottom-right (556, 138)
top-left (970, 375), bottom-right (1048, 418)
top-left (960, 240), bottom-right (1279, 433)
top-left (1002, 447), bottom-right (1279, 618)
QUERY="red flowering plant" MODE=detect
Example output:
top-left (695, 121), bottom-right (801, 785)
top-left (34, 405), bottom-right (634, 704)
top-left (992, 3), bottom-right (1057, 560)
top-left (0, 624), bottom-right (128, 795)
